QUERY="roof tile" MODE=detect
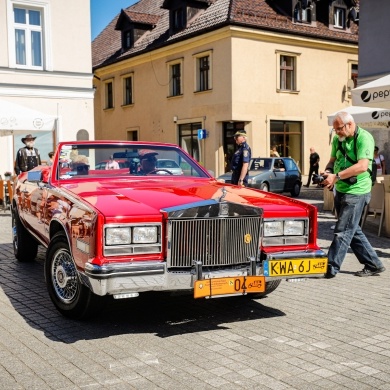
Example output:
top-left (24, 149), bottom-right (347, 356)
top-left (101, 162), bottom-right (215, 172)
top-left (92, 0), bottom-right (359, 70)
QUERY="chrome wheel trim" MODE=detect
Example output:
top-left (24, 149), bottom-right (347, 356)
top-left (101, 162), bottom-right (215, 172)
top-left (51, 249), bottom-right (78, 304)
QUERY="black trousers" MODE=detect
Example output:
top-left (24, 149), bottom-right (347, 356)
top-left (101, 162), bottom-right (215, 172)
top-left (306, 165), bottom-right (319, 186)
top-left (231, 171), bottom-right (248, 186)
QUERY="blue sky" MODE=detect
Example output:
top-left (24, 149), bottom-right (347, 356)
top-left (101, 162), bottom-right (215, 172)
top-left (91, 0), bottom-right (137, 40)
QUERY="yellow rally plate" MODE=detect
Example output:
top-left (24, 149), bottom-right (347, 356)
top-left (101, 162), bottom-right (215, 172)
top-left (194, 276), bottom-right (266, 299)
top-left (264, 258), bottom-right (328, 277)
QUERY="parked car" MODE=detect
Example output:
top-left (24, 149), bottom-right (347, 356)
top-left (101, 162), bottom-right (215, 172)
top-left (156, 159), bottom-right (183, 175)
top-left (218, 157), bottom-right (302, 197)
top-left (11, 141), bottom-right (326, 319)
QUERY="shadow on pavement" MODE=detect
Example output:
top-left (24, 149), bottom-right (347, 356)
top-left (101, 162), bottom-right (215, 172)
top-left (0, 243), bottom-right (285, 343)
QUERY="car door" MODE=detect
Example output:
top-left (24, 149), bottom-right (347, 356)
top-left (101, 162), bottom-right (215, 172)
top-left (20, 171), bottom-right (48, 241)
top-left (283, 158), bottom-right (299, 190)
top-left (272, 159), bottom-right (286, 191)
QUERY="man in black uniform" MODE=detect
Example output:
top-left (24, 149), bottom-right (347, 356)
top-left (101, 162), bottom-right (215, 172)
top-left (304, 146), bottom-right (320, 187)
top-left (14, 134), bottom-right (41, 175)
top-left (231, 130), bottom-right (251, 186)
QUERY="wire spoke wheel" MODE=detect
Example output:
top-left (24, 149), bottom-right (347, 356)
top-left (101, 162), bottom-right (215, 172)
top-left (46, 233), bottom-right (100, 319)
top-left (51, 249), bottom-right (79, 303)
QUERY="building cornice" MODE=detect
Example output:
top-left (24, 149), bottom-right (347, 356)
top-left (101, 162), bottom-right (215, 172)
top-left (95, 25), bottom-right (358, 77)
top-left (0, 83), bottom-right (95, 99)
top-left (0, 67), bottom-right (93, 80)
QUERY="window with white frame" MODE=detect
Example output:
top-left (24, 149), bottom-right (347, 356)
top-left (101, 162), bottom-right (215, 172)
top-left (168, 60), bottom-right (182, 97)
top-left (104, 80), bottom-right (114, 109)
top-left (122, 75), bottom-right (133, 106)
top-left (194, 51), bottom-right (212, 92)
top-left (279, 55), bottom-right (296, 91)
top-left (334, 7), bottom-right (346, 29)
top-left (13, 6), bottom-right (43, 68)
top-left (295, 5), bottom-right (311, 23)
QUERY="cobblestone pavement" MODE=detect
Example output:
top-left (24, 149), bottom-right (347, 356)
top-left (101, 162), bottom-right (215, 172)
top-left (0, 188), bottom-right (390, 390)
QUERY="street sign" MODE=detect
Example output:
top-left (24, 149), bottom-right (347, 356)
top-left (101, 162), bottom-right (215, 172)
top-left (197, 129), bottom-right (207, 139)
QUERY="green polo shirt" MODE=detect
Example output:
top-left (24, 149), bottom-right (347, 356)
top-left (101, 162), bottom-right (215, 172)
top-left (330, 127), bottom-right (373, 195)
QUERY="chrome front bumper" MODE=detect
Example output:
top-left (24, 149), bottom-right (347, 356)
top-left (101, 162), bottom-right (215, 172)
top-left (82, 249), bottom-right (327, 297)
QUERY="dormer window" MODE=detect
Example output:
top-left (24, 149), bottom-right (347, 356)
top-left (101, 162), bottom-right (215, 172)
top-left (293, 0), bottom-right (316, 24)
top-left (115, 9), bottom-right (159, 51)
top-left (162, 0), bottom-right (209, 34)
top-left (334, 7), bottom-right (346, 29)
top-left (172, 7), bottom-right (185, 31)
top-left (296, 6), bottom-right (311, 23)
top-left (123, 30), bottom-right (132, 50)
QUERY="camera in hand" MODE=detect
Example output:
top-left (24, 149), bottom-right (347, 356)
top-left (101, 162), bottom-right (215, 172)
top-left (312, 173), bottom-right (327, 186)
top-left (312, 172), bottom-right (358, 186)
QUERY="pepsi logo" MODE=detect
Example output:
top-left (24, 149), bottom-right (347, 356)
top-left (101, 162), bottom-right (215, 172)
top-left (372, 111), bottom-right (379, 119)
top-left (361, 90), bottom-right (371, 102)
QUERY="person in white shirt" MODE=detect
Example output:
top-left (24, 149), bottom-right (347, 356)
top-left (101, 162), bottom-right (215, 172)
top-left (105, 155), bottom-right (120, 170)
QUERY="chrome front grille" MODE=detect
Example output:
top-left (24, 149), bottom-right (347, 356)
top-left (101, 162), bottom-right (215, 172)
top-left (167, 216), bottom-right (261, 268)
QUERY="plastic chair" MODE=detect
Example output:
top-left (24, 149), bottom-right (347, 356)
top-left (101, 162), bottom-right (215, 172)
top-left (361, 182), bottom-right (385, 236)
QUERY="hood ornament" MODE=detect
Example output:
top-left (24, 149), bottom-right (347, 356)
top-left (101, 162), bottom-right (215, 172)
top-left (218, 187), bottom-right (229, 217)
top-left (219, 187), bottom-right (227, 203)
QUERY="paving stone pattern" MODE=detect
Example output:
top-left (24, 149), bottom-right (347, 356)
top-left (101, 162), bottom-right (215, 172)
top-left (0, 188), bottom-right (389, 389)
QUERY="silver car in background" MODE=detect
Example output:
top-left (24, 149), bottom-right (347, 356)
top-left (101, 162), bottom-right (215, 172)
top-left (217, 157), bottom-right (302, 197)
top-left (156, 159), bottom-right (183, 175)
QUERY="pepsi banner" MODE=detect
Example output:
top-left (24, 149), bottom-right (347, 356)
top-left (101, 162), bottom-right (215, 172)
top-left (352, 74), bottom-right (390, 109)
top-left (327, 106), bottom-right (390, 125)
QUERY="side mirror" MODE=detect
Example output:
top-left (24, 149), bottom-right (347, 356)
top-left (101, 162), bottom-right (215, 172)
top-left (27, 170), bottom-right (43, 182)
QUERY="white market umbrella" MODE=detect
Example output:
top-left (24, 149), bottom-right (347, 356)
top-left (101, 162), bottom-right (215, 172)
top-left (0, 99), bottom-right (56, 136)
top-left (327, 105), bottom-right (390, 125)
top-left (352, 74), bottom-right (390, 109)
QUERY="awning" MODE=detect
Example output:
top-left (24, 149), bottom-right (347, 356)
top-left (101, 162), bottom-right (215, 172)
top-left (0, 99), bottom-right (56, 136)
top-left (352, 74), bottom-right (390, 109)
top-left (327, 105), bottom-right (390, 125)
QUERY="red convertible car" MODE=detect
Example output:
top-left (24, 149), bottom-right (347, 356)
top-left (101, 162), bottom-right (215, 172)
top-left (11, 141), bottom-right (327, 319)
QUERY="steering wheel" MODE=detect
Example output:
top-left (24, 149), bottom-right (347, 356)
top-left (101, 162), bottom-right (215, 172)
top-left (146, 168), bottom-right (173, 175)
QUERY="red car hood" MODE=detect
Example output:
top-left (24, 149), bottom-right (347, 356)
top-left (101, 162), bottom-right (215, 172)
top-left (61, 178), bottom-right (310, 219)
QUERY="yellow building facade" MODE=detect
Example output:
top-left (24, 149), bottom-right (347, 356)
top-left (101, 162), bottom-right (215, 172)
top-left (93, 1), bottom-right (359, 177)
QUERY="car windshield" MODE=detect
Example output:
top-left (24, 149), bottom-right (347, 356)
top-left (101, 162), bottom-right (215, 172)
top-left (57, 144), bottom-right (208, 180)
top-left (249, 158), bottom-right (273, 171)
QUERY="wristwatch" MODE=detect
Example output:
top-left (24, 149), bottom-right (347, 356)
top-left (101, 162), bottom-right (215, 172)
top-left (238, 179), bottom-right (243, 182)
top-left (335, 174), bottom-right (341, 181)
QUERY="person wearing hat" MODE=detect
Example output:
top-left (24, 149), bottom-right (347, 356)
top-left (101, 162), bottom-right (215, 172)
top-left (138, 150), bottom-right (158, 174)
top-left (231, 130), bottom-right (251, 186)
top-left (14, 134), bottom-right (41, 175)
